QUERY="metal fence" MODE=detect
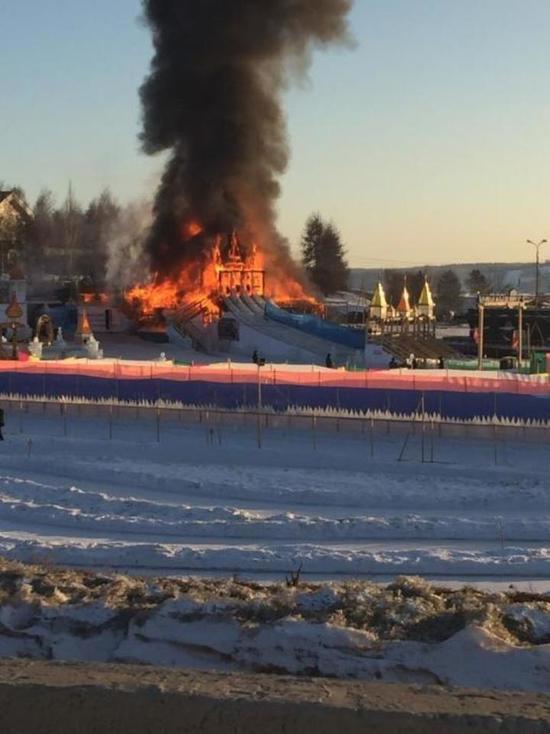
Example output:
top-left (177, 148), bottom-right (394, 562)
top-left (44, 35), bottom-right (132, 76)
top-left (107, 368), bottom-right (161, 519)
top-left (2, 393), bottom-right (549, 463)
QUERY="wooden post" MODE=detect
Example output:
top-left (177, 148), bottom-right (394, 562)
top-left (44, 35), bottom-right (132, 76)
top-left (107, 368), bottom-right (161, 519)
top-left (420, 392), bottom-right (426, 463)
top-left (256, 410), bottom-right (262, 449)
top-left (257, 365), bottom-right (262, 411)
top-left (256, 364), bottom-right (262, 449)
top-left (369, 416), bottom-right (374, 457)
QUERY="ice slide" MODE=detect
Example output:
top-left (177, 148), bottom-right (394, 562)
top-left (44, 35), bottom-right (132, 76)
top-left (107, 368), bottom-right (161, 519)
top-left (168, 295), bottom-right (390, 366)
top-left (223, 295), bottom-right (361, 365)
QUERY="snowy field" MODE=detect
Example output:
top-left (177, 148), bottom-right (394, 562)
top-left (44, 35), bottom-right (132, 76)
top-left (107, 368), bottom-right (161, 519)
top-left (1, 402), bottom-right (550, 690)
top-left (0, 403), bottom-right (549, 586)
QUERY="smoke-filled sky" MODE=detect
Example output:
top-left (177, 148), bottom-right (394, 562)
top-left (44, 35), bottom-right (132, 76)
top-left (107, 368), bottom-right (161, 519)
top-left (3, 0), bottom-right (550, 267)
top-left (139, 0), bottom-right (352, 279)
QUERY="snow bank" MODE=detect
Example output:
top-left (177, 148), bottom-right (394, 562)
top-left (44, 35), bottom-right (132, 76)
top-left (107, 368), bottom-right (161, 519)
top-left (3, 535), bottom-right (550, 577)
top-left (1, 559), bottom-right (550, 691)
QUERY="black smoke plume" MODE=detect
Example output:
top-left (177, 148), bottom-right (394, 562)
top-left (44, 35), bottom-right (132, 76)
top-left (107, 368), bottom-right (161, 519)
top-left (140, 0), bottom-right (353, 288)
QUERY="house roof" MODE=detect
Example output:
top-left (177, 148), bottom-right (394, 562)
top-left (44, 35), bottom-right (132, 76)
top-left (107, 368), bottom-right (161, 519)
top-left (0, 191), bottom-right (33, 219)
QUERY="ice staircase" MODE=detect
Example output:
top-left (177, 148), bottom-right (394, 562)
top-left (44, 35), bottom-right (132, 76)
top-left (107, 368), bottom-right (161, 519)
top-left (169, 299), bottom-right (216, 353)
top-left (373, 333), bottom-right (460, 361)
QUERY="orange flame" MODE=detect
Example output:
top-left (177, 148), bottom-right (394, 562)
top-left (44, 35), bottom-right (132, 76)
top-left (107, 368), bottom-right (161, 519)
top-left (127, 225), bottom-right (318, 322)
top-left (182, 220), bottom-right (203, 239)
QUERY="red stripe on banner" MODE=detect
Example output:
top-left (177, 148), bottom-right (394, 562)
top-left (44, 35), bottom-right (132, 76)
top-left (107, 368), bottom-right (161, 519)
top-left (0, 361), bottom-right (547, 396)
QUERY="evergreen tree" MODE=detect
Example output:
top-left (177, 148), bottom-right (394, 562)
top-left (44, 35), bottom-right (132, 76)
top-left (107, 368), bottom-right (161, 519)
top-left (436, 269), bottom-right (462, 318)
top-left (466, 268), bottom-right (491, 295)
top-left (301, 213), bottom-right (323, 275)
top-left (300, 214), bottom-right (349, 295)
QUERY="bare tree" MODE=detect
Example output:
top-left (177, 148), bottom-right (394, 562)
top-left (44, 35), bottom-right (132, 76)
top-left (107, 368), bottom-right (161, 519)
top-left (61, 183), bottom-right (83, 276)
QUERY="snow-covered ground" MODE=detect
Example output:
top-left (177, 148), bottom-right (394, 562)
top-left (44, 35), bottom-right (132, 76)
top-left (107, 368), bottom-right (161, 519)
top-left (99, 333), bottom-right (210, 363)
top-left (0, 403), bottom-right (549, 583)
top-left (2, 402), bottom-right (550, 690)
top-left (2, 561), bottom-right (550, 691)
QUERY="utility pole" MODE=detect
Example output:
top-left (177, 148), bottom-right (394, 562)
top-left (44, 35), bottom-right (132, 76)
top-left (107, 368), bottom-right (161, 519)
top-left (527, 239), bottom-right (547, 303)
top-left (518, 300), bottom-right (523, 366)
top-left (257, 362), bottom-right (262, 411)
top-left (256, 358), bottom-right (265, 449)
top-left (477, 299), bottom-right (485, 371)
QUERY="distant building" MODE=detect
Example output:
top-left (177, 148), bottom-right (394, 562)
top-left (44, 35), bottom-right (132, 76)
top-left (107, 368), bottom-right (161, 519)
top-left (324, 291), bottom-right (370, 325)
top-left (416, 279), bottom-right (435, 319)
top-left (369, 282), bottom-right (388, 322)
top-left (367, 277), bottom-right (436, 337)
top-left (0, 191), bottom-right (33, 273)
top-left (213, 232), bottom-right (265, 298)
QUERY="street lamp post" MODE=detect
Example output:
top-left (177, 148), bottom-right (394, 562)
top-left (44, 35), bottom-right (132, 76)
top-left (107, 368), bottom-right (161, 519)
top-left (477, 299), bottom-right (485, 371)
top-left (518, 299), bottom-right (524, 365)
top-left (527, 239), bottom-right (547, 303)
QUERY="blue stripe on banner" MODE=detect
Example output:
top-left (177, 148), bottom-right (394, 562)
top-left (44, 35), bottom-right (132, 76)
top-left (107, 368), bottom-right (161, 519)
top-left (0, 372), bottom-right (549, 421)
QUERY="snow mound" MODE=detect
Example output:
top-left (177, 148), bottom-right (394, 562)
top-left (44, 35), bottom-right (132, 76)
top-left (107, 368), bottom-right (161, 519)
top-left (1, 559), bottom-right (550, 691)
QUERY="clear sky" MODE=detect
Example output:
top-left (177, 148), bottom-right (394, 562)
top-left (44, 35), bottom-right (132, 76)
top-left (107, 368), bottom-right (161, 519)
top-left (2, 0), bottom-right (550, 267)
